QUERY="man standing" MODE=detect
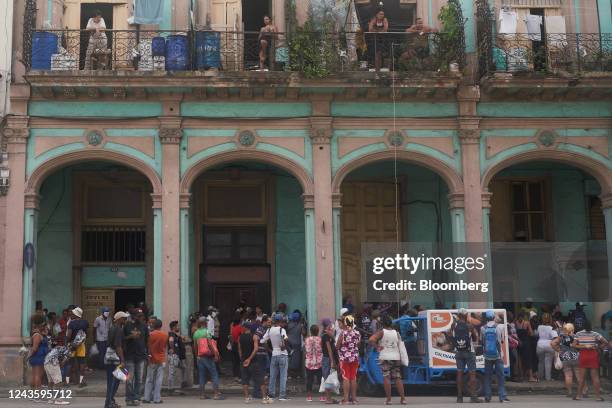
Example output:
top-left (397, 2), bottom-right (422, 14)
top-left (143, 319), bottom-right (168, 404)
top-left (481, 310), bottom-right (509, 403)
top-left (124, 310), bottom-right (149, 405)
top-left (94, 307), bottom-right (111, 369)
top-left (105, 311), bottom-right (128, 408)
top-left (65, 307), bottom-right (88, 387)
top-left (264, 313), bottom-right (289, 401)
top-left (452, 309), bottom-right (482, 403)
top-left (193, 317), bottom-right (224, 400)
top-left (167, 321), bottom-right (187, 394)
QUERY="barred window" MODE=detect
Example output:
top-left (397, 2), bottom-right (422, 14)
top-left (81, 226), bottom-right (146, 263)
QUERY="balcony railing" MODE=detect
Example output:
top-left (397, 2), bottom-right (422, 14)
top-left (28, 29), bottom-right (465, 77)
top-left (482, 33), bottom-right (612, 75)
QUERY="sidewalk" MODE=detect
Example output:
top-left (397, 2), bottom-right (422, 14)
top-left (4, 369), bottom-right (612, 398)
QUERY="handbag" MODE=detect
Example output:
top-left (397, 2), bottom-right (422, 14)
top-left (397, 332), bottom-right (409, 367)
top-left (324, 369), bottom-right (340, 394)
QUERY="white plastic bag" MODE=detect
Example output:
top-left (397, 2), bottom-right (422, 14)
top-left (319, 376), bottom-right (326, 393)
top-left (324, 369), bottom-right (340, 394)
top-left (554, 352), bottom-right (563, 370)
top-left (89, 343), bottom-right (99, 356)
top-left (113, 366), bottom-right (129, 382)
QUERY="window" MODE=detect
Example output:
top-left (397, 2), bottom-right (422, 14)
top-left (511, 181), bottom-right (546, 241)
top-left (204, 227), bottom-right (266, 264)
top-left (204, 181), bottom-right (267, 224)
top-left (84, 185), bottom-right (145, 223)
top-left (81, 226), bottom-right (146, 263)
top-left (588, 197), bottom-right (606, 240)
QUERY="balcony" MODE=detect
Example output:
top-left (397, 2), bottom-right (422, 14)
top-left (25, 28), bottom-right (465, 96)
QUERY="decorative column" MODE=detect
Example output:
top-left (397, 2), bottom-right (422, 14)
top-left (303, 195), bottom-right (318, 325)
top-left (22, 194), bottom-right (40, 337)
top-left (158, 117), bottom-right (182, 325)
top-left (151, 193), bottom-right (163, 321)
top-left (448, 193), bottom-right (466, 243)
top-left (310, 115), bottom-right (336, 322)
top-left (332, 194), bottom-right (343, 314)
top-left (179, 193), bottom-right (191, 335)
top-left (457, 86), bottom-right (483, 243)
top-left (1, 115), bottom-right (29, 343)
top-left (601, 194), bottom-right (612, 310)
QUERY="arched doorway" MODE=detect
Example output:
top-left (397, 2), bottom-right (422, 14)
top-left (24, 152), bottom-right (161, 338)
top-left (486, 160), bottom-right (609, 322)
top-left (333, 156), bottom-right (464, 313)
top-left (181, 154), bottom-right (314, 353)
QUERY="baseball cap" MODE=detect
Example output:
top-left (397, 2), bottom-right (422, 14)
top-left (529, 310), bottom-right (537, 319)
top-left (72, 307), bottom-right (83, 318)
top-left (458, 308), bottom-right (468, 316)
top-left (114, 311), bottom-right (129, 321)
top-left (340, 307), bottom-right (349, 316)
top-left (101, 306), bottom-right (109, 313)
top-left (485, 310), bottom-right (495, 320)
top-left (272, 313), bottom-right (284, 322)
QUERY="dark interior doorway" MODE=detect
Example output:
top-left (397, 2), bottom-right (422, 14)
top-left (115, 288), bottom-right (145, 312)
top-left (242, 0), bottom-right (271, 69)
top-left (79, 3), bottom-right (114, 69)
top-left (529, 8), bottom-right (546, 71)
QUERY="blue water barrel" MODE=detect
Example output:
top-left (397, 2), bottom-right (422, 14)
top-left (195, 31), bottom-right (221, 69)
top-left (31, 32), bottom-right (58, 70)
top-left (151, 36), bottom-right (165, 57)
top-left (165, 35), bottom-right (189, 71)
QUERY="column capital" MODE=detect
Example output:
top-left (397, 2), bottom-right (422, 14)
top-left (159, 128), bottom-right (183, 144)
top-left (4, 116), bottom-right (30, 144)
top-left (600, 193), bottom-right (612, 210)
top-left (180, 193), bottom-right (191, 209)
top-left (457, 85), bottom-right (481, 102)
top-left (302, 194), bottom-right (315, 209)
top-left (24, 193), bottom-right (41, 210)
top-left (332, 193), bottom-right (342, 209)
top-left (151, 193), bottom-right (162, 209)
top-left (309, 117), bottom-right (333, 145)
top-left (447, 193), bottom-right (465, 210)
top-left (458, 128), bottom-right (481, 145)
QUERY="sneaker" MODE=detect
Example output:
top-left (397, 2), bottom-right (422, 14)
top-left (52, 401), bottom-right (70, 405)
top-left (484, 398), bottom-right (491, 403)
top-left (278, 398), bottom-right (290, 401)
top-left (78, 381), bottom-right (87, 388)
top-left (245, 398), bottom-right (252, 404)
top-left (126, 402), bottom-right (140, 407)
top-left (320, 396), bottom-right (327, 402)
top-left (261, 397), bottom-right (272, 404)
top-left (470, 397), bottom-right (483, 403)
top-left (457, 396), bottom-right (464, 403)
top-left (307, 396), bottom-right (313, 402)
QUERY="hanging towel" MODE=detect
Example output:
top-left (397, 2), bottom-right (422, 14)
top-left (499, 10), bottom-right (518, 34)
top-left (134, 0), bottom-right (164, 25)
top-left (525, 14), bottom-right (542, 41)
top-left (545, 16), bottom-right (567, 47)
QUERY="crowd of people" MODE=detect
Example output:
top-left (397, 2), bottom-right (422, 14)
top-left (25, 297), bottom-right (612, 406)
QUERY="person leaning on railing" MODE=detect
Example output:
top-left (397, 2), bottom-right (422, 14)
top-left (400, 18), bottom-right (437, 65)
top-left (258, 16), bottom-right (277, 71)
top-left (367, 9), bottom-right (389, 71)
top-left (84, 9), bottom-right (108, 70)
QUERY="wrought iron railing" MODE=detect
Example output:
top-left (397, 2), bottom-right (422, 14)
top-left (27, 29), bottom-right (466, 76)
top-left (487, 33), bottom-right (612, 75)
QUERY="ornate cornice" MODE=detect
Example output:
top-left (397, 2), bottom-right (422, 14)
top-left (302, 194), bottom-right (315, 209)
top-left (151, 193), bottom-right (162, 209)
top-left (4, 116), bottom-right (30, 144)
top-left (482, 191), bottom-right (493, 209)
top-left (458, 128), bottom-right (481, 145)
top-left (24, 193), bottom-right (41, 210)
top-left (180, 193), bottom-right (191, 209)
top-left (332, 193), bottom-right (343, 209)
top-left (447, 193), bottom-right (465, 210)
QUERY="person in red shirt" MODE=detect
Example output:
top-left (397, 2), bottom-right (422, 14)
top-left (142, 319), bottom-right (168, 404)
top-left (230, 315), bottom-right (244, 381)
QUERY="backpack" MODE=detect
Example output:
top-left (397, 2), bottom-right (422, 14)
top-left (452, 321), bottom-right (471, 352)
top-left (197, 337), bottom-right (218, 358)
top-left (483, 325), bottom-right (499, 360)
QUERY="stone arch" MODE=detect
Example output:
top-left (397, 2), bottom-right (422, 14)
top-left (180, 150), bottom-right (314, 196)
top-left (331, 150), bottom-right (464, 196)
top-left (481, 150), bottom-right (612, 196)
top-left (25, 149), bottom-right (163, 196)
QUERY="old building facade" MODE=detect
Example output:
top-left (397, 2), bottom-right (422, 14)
top-left (0, 0), bottom-right (610, 383)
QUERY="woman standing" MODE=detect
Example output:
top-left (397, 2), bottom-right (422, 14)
top-left (369, 315), bottom-right (406, 405)
top-left (28, 316), bottom-right (49, 396)
top-left (258, 16), bottom-right (277, 71)
top-left (304, 325), bottom-right (323, 402)
top-left (551, 323), bottom-right (579, 398)
top-left (515, 311), bottom-right (537, 382)
top-left (84, 10), bottom-right (107, 69)
top-left (367, 9), bottom-right (389, 70)
top-left (230, 314), bottom-right (243, 382)
top-left (336, 316), bottom-right (361, 404)
top-left (573, 320), bottom-right (607, 401)
top-left (321, 319), bottom-right (338, 404)
top-left (287, 311), bottom-right (304, 379)
top-left (536, 313), bottom-right (557, 381)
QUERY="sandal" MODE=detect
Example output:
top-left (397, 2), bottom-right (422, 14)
top-left (385, 401), bottom-right (392, 405)
top-left (399, 400), bottom-right (407, 405)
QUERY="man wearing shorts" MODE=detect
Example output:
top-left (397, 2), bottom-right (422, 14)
top-left (44, 345), bottom-right (74, 405)
top-left (452, 309), bottom-right (482, 403)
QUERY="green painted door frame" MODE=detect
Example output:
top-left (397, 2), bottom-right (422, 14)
top-left (180, 208), bottom-right (191, 336)
top-left (153, 208), bottom-right (163, 318)
top-left (305, 209), bottom-right (317, 324)
top-left (22, 209), bottom-right (39, 337)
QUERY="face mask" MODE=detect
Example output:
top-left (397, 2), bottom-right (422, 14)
top-left (211, 312), bottom-right (217, 318)
top-left (103, 311), bottom-right (109, 318)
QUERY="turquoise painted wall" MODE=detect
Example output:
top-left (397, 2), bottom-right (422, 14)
top-left (36, 169), bottom-right (73, 315)
top-left (275, 175), bottom-right (307, 314)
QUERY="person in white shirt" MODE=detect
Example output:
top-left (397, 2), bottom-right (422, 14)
top-left (263, 314), bottom-right (290, 401)
top-left (84, 10), bottom-right (108, 69)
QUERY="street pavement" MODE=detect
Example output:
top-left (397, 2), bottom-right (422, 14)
top-left (0, 395), bottom-right (610, 407)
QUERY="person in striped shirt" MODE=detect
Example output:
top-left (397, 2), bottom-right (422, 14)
top-left (572, 320), bottom-right (608, 401)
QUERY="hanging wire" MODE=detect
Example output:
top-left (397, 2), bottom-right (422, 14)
top-left (391, 42), bottom-right (401, 315)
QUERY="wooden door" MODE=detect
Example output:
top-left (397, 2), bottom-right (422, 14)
top-left (81, 288), bottom-right (115, 347)
top-left (213, 285), bottom-right (257, 356)
top-left (211, 0), bottom-right (243, 70)
top-left (341, 182), bottom-right (401, 306)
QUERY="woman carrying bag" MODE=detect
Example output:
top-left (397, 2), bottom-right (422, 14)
top-left (369, 315), bottom-right (408, 405)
